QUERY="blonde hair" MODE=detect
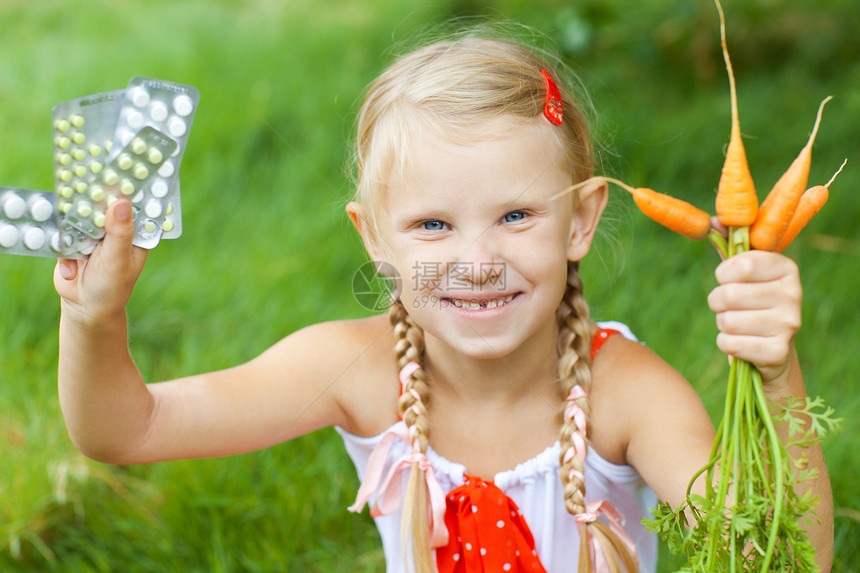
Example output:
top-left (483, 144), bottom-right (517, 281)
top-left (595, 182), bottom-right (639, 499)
top-left (353, 25), bottom-right (635, 573)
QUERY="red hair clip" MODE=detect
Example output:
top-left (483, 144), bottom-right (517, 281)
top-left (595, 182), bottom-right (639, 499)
top-left (540, 69), bottom-right (563, 125)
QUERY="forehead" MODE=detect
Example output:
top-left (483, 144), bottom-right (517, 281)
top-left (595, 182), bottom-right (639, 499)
top-left (387, 118), bottom-right (570, 209)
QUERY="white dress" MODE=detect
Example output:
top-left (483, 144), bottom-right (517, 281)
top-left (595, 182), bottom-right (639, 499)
top-left (335, 321), bottom-right (658, 573)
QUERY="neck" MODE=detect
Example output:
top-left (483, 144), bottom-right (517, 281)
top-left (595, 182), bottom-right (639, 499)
top-left (422, 320), bottom-right (560, 404)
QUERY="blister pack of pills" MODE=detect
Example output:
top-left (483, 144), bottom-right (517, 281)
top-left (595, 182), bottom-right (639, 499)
top-left (0, 76), bottom-right (199, 259)
top-left (62, 127), bottom-right (179, 248)
top-left (52, 89), bottom-right (125, 213)
top-left (0, 187), bottom-right (71, 258)
top-left (112, 77), bottom-right (200, 242)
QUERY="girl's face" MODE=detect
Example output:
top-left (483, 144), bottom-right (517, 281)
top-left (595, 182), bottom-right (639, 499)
top-left (350, 118), bottom-right (606, 360)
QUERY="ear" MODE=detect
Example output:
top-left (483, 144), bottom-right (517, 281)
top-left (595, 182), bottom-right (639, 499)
top-left (567, 177), bottom-right (608, 261)
top-left (346, 201), bottom-right (388, 266)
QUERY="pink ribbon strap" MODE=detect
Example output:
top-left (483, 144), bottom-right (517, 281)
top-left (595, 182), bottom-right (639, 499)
top-left (348, 424), bottom-right (449, 547)
top-left (399, 360), bottom-right (420, 390)
top-left (575, 499), bottom-right (638, 573)
top-left (564, 384), bottom-right (588, 434)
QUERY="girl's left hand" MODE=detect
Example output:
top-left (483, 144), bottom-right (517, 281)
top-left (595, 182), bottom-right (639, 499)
top-left (707, 249), bottom-right (802, 385)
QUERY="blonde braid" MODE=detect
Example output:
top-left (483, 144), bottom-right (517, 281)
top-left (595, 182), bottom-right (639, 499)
top-left (556, 261), bottom-right (595, 514)
top-left (388, 301), bottom-right (435, 573)
top-left (556, 262), bottom-right (637, 572)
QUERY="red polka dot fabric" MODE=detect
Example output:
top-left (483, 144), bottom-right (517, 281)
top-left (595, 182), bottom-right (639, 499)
top-left (436, 474), bottom-right (547, 572)
top-left (434, 328), bottom-right (622, 571)
top-left (590, 328), bottom-right (621, 361)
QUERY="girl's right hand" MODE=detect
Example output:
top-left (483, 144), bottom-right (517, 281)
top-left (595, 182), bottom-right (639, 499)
top-left (53, 199), bottom-right (148, 329)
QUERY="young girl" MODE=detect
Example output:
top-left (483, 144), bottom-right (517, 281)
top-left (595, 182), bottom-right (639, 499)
top-left (54, 30), bottom-right (833, 573)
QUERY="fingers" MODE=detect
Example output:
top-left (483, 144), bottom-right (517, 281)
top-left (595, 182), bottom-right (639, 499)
top-left (713, 249), bottom-right (799, 285)
top-left (100, 200), bottom-right (135, 262)
top-left (708, 250), bottom-right (802, 382)
top-left (54, 258), bottom-right (82, 301)
top-left (53, 199), bottom-right (149, 325)
top-left (56, 259), bottom-right (79, 281)
top-left (99, 199), bottom-right (149, 273)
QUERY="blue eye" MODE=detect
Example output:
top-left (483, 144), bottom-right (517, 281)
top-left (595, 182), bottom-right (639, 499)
top-left (503, 211), bottom-right (526, 223)
top-left (422, 220), bottom-right (446, 231)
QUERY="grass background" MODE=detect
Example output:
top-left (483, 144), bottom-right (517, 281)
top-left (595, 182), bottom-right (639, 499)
top-left (1, 0), bottom-right (858, 570)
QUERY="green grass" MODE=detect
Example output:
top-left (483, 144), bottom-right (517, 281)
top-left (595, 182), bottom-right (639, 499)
top-left (1, 0), bottom-right (858, 571)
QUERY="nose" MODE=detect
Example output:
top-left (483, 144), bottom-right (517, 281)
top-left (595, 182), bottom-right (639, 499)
top-left (447, 230), bottom-right (505, 288)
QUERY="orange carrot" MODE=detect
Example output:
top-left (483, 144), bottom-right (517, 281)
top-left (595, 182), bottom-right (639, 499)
top-left (775, 159), bottom-right (845, 252)
top-left (603, 177), bottom-right (712, 240)
top-left (750, 96), bottom-right (832, 251)
top-left (713, 0), bottom-right (758, 227)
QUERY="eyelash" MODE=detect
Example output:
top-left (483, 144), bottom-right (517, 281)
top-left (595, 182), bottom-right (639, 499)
top-left (502, 210), bottom-right (527, 223)
top-left (421, 220), bottom-right (448, 231)
top-left (417, 211), bottom-right (529, 231)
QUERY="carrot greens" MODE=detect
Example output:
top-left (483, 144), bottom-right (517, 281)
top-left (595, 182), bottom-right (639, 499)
top-left (629, 1), bottom-right (844, 571)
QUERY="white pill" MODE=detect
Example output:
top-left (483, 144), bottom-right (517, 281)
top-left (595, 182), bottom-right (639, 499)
top-left (129, 86), bottom-right (150, 108)
top-left (173, 94), bottom-right (194, 117)
top-left (30, 198), bottom-right (54, 222)
top-left (131, 190), bottom-right (144, 204)
top-left (0, 223), bottom-right (19, 248)
top-left (3, 194), bottom-right (27, 219)
top-left (50, 231), bottom-right (72, 253)
top-left (23, 227), bottom-right (46, 250)
top-left (150, 101), bottom-right (169, 122)
top-left (126, 110), bottom-right (145, 129)
top-left (150, 179), bottom-right (169, 198)
top-left (144, 199), bottom-right (163, 218)
top-left (119, 131), bottom-right (134, 147)
top-left (167, 117), bottom-right (187, 137)
top-left (158, 161), bottom-right (175, 178)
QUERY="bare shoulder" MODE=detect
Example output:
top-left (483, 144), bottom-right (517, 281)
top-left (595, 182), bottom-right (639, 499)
top-left (260, 313), bottom-right (400, 436)
top-left (588, 333), bottom-right (715, 506)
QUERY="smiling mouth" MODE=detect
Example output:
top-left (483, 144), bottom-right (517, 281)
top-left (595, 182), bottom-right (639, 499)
top-left (446, 294), bottom-right (516, 310)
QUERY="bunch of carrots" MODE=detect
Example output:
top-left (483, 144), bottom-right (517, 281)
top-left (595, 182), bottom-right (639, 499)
top-left (561, 1), bottom-right (845, 571)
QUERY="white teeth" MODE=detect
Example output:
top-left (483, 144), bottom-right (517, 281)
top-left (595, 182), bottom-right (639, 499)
top-left (449, 295), bottom-right (514, 309)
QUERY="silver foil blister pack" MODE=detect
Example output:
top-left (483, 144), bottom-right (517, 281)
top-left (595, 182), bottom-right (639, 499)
top-left (113, 77), bottom-right (200, 241)
top-left (0, 187), bottom-right (70, 258)
top-left (0, 77), bottom-right (199, 259)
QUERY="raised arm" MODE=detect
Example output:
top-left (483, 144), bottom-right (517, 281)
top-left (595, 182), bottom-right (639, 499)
top-left (55, 199), bottom-right (396, 466)
top-left (55, 199), bottom-right (153, 462)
